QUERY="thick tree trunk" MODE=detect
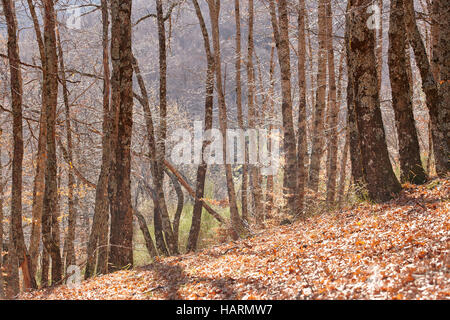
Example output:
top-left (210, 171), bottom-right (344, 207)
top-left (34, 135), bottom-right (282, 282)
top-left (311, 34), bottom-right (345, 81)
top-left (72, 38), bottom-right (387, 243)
top-left (3, 242), bottom-right (19, 298)
top-left (402, 0), bottom-right (448, 176)
top-left (0, 128), bottom-right (3, 298)
top-left (347, 0), bottom-right (402, 202)
top-left (345, 3), bottom-right (365, 191)
top-left (108, 0), bottom-right (134, 271)
top-left (308, 0), bottom-right (328, 193)
top-left (388, 0), bottom-right (427, 184)
top-left (433, 0), bottom-right (450, 169)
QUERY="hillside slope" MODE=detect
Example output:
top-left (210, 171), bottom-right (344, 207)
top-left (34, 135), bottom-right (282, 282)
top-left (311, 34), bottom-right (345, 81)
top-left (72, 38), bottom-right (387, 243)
top-left (22, 180), bottom-right (449, 300)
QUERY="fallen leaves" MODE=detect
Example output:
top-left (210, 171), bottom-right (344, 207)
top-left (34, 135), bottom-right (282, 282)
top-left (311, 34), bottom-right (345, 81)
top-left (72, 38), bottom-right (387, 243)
top-left (20, 179), bottom-right (449, 300)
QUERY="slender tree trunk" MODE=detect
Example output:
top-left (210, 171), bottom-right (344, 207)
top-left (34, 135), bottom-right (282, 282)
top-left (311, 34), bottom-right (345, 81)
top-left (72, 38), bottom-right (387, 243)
top-left (296, 0), bottom-right (307, 215)
top-left (268, 0), bottom-right (298, 215)
top-left (27, 0), bottom-right (47, 280)
top-left (132, 55), bottom-right (169, 256)
top-left (247, 0), bottom-right (263, 222)
top-left (347, 0), bottom-right (402, 202)
top-left (402, 0), bottom-right (448, 176)
top-left (325, 0), bottom-right (340, 206)
top-left (55, 24), bottom-right (77, 271)
top-left (308, 0), bottom-right (328, 193)
top-left (86, 0), bottom-right (111, 279)
top-left (187, 0), bottom-right (215, 252)
top-left (155, 0), bottom-right (178, 255)
top-left (265, 46), bottom-right (276, 218)
top-left (2, 0), bottom-right (36, 290)
top-left (207, 0), bottom-right (242, 239)
top-left (388, 0), bottom-right (427, 184)
top-left (233, 0), bottom-right (249, 222)
top-left (108, 0), bottom-right (134, 271)
top-left (337, 130), bottom-right (350, 208)
top-left (41, 0), bottom-right (62, 286)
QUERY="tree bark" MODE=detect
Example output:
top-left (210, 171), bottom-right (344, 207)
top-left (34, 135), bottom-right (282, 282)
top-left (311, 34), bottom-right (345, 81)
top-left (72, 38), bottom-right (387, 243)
top-left (0, 128), bottom-right (4, 298)
top-left (187, 0), bottom-right (216, 252)
top-left (86, 0), bottom-right (111, 279)
top-left (402, 0), bottom-right (449, 176)
top-left (388, 0), bottom-right (427, 184)
top-left (2, 0), bottom-right (36, 290)
top-left (233, 0), bottom-right (249, 222)
top-left (296, 0), bottom-right (307, 215)
top-left (108, 0), bottom-right (134, 271)
top-left (325, 0), bottom-right (340, 206)
top-left (247, 0), bottom-right (263, 222)
top-left (154, 0), bottom-right (178, 255)
top-left (55, 23), bottom-right (77, 271)
top-left (27, 0), bottom-right (48, 280)
top-left (207, 0), bottom-right (242, 239)
top-left (347, 0), bottom-right (402, 202)
top-left (345, 2), bottom-right (365, 191)
top-left (41, 0), bottom-right (62, 286)
top-left (268, 0), bottom-right (299, 215)
top-left (308, 0), bottom-right (328, 193)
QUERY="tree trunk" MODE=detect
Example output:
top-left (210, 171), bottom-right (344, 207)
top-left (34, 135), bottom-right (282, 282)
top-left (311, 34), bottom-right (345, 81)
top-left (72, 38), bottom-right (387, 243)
top-left (337, 130), bottom-right (350, 208)
top-left (132, 55), bottom-right (169, 256)
top-left (265, 46), bottom-right (276, 218)
top-left (207, 0), bottom-right (242, 239)
top-left (388, 0), bottom-right (427, 184)
top-left (402, 0), bottom-right (448, 176)
top-left (27, 0), bottom-right (47, 280)
top-left (55, 24), bottom-right (77, 271)
top-left (154, 0), bottom-right (178, 255)
top-left (296, 0), bottom-right (307, 215)
top-left (86, 0), bottom-right (111, 279)
top-left (42, 0), bottom-right (62, 286)
top-left (187, 0), bottom-right (216, 252)
top-left (268, 0), bottom-right (299, 215)
top-left (347, 0), bottom-right (402, 202)
top-left (0, 128), bottom-right (4, 298)
top-left (233, 0), bottom-right (249, 222)
top-left (433, 0), bottom-right (450, 170)
top-left (308, 0), bottom-right (328, 193)
top-left (345, 2), bottom-right (365, 191)
top-left (108, 0), bottom-right (134, 271)
top-left (2, 0), bottom-right (36, 290)
top-left (247, 0), bottom-right (263, 222)
top-left (325, 0), bottom-right (340, 206)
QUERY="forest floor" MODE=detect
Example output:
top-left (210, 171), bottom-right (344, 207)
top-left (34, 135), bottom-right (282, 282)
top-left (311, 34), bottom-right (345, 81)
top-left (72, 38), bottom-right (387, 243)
top-left (22, 179), bottom-right (449, 300)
